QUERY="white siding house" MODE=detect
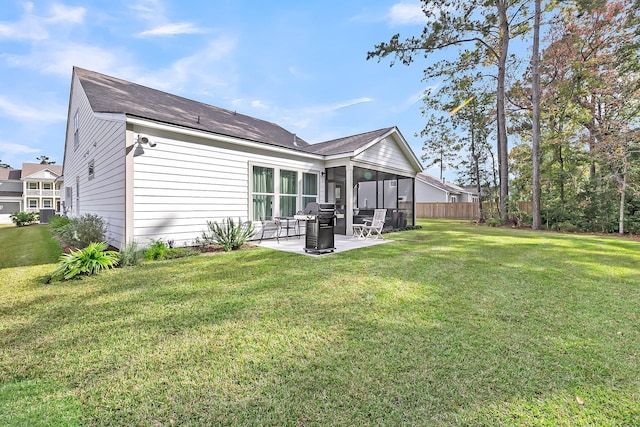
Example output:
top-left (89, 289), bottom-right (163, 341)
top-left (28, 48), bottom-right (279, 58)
top-left (62, 67), bottom-right (423, 248)
top-left (415, 172), bottom-right (478, 203)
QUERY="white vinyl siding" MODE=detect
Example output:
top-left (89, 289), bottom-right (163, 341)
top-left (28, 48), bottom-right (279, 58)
top-left (354, 136), bottom-right (416, 175)
top-left (131, 132), bottom-right (323, 247)
top-left (62, 73), bottom-right (127, 248)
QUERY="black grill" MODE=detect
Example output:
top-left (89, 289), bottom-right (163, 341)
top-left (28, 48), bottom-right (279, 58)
top-left (303, 203), bottom-right (335, 254)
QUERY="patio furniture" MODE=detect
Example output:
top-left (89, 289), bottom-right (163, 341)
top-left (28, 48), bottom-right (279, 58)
top-left (258, 215), bottom-right (279, 243)
top-left (361, 208), bottom-right (386, 239)
top-left (276, 216), bottom-right (298, 240)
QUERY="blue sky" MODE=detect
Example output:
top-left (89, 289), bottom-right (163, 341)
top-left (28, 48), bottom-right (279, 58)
top-left (0, 0), bottom-right (445, 175)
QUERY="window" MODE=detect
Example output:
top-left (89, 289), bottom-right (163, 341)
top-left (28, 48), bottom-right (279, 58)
top-left (65, 187), bottom-right (73, 212)
top-left (88, 159), bottom-right (95, 180)
top-left (43, 200), bottom-right (52, 208)
top-left (28, 182), bottom-right (38, 190)
top-left (43, 183), bottom-right (52, 190)
top-left (73, 110), bottom-right (80, 150)
top-left (252, 166), bottom-right (274, 220)
top-left (280, 170), bottom-right (298, 217)
top-left (29, 199), bottom-right (37, 209)
top-left (450, 195), bottom-right (458, 202)
top-left (302, 173), bottom-right (318, 208)
top-left (75, 177), bottom-right (80, 215)
top-left (251, 165), bottom-right (319, 220)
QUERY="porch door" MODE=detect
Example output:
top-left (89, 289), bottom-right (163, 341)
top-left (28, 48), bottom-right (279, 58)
top-left (325, 166), bottom-right (346, 234)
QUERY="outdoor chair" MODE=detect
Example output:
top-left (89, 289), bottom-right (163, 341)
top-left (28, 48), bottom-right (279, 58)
top-left (258, 215), bottom-right (280, 243)
top-left (276, 216), bottom-right (298, 240)
top-left (361, 208), bottom-right (386, 239)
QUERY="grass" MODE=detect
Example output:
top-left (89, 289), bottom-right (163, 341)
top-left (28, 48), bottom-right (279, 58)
top-left (0, 220), bottom-right (638, 426)
top-left (0, 224), bottom-right (62, 269)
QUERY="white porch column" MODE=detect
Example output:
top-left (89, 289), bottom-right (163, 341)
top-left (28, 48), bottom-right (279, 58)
top-left (345, 163), bottom-right (353, 235)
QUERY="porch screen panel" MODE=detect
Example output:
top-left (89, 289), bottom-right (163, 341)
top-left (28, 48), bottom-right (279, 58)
top-left (280, 170), bottom-right (297, 217)
top-left (302, 172), bottom-right (318, 208)
top-left (252, 166), bottom-right (274, 220)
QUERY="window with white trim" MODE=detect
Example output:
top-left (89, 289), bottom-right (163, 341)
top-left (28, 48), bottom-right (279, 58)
top-left (28, 182), bottom-right (38, 190)
top-left (450, 195), bottom-right (458, 202)
top-left (29, 199), bottom-right (38, 209)
top-left (251, 165), bottom-right (319, 221)
top-left (73, 110), bottom-right (80, 150)
top-left (302, 172), bottom-right (318, 208)
top-left (280, 169), bottom-right (298, 217)
top-left (43, 182), bottom-right (52, 190)
top-left (88, 159), bottom-right (95, 180)
top-left (43, 200), bottom-right (52, 208)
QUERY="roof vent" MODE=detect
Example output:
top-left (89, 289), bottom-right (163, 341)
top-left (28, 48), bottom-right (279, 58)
top-left (293, 134), bottom-right (298, 147)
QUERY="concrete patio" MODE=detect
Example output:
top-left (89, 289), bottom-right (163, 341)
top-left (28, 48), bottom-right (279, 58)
top-left (255, 234), bottom-right (391, 256)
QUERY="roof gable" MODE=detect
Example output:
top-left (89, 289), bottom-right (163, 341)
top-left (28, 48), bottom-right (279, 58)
top-left (74, 67), bottom-right (309, 151)
top-left (20, 163), bottom-right (62, 180)
top-left (304, 128), bottom-right (393, 156)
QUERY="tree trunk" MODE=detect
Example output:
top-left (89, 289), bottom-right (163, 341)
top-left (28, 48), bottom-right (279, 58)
top-left (497, 1), bottom-right (510, 223)
top-left (470, 118), bottom-right (484, 222)
top-left (619, 163), bottom-right (627, 234)
top-left (531, 0), bottom-right (542, 230)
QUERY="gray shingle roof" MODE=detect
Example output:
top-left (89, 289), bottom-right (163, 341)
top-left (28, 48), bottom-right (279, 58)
top-left (304, 128), bottom-right (394, 155)
top-left (74, 67), bottom-right (309, 150)
top-left (416, 172), bottom-right (458, 193)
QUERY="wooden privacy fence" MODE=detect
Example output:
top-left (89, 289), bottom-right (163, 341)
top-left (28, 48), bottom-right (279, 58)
top-left (416, 202), bottom-right (532, 220)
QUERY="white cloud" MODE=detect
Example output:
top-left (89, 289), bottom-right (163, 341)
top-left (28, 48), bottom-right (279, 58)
top-left (0, 96), bottom-right (65, 123)
top-left (251, 100), bottom-right (269, 109)
top-left (2, 42), bottom-right (132, 77)
top-left (0, 2), bottom-right (85, 41)
top-left (46, 4), bottom-right (86, 24)
top-left (0, 142), bottom-right (41, 155)
top-left (136, 36), bottom-right (238, 92)
top-left (137, 22), bottom-right (207, 37)
top-left (388, 2), bottom-right (426, 26)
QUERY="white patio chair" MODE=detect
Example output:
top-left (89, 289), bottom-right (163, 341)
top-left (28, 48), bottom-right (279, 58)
top-left (361, 208), bottom-right (386, 239)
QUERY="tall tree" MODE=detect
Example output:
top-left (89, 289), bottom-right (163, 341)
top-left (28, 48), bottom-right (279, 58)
top-left (420, 116), bottom-right (460, 180)
top-left (531, 0), bottom-right (542, 229)
top-left (36, 155), bottom-right (56, 165)
top-left (368, 0), bottom-right (531, 223)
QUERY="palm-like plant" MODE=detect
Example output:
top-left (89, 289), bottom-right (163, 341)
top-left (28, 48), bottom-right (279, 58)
top-left (53, 242), bottom-right (119, 280)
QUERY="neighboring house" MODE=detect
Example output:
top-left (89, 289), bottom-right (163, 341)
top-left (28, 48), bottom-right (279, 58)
top-left (415, 172), bottom-right (478, 203)
top-left (0, 164), bottom-right (63, 224)
top-left (62, 67), bottom-right (423, 249)
top-left (21, 163), bottom-right (63, 214)
top-left (0, 168), bottom-right (23, 224)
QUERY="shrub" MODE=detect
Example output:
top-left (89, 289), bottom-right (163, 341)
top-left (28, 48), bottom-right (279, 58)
top-left (58, 214), bottom-right (108, 248)
top-left (557, 221), bottom-right (579, 233)
top-left (201, 217), bottom-right (255, 251)
top-left (143, 239), bottom-right (199, 261)
top-left (10, 211), bottom-right (38, 227)
top-left (48, 214), bottom-right (70, 233)
top-left (52, 242), bottom-right (119, 281)
top-left (119, 240), bottom-right (143, 267)
top-left (486, 218), bottom-right (501, 227)
top-left (144, 239), bottom-right (169, 261)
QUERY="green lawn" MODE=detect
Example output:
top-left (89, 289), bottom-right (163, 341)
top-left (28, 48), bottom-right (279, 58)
top-left (1, 220), bottom-right (638, 426)
top-left (0, 224), bottom-right (62, 269)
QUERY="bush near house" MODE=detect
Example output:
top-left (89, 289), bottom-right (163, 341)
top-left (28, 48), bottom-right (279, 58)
top-left (10, 211), bottom-right (38, 227)
top-left (201, 217), bottom-right (256, 251)
top-left (51, 242), bottom-right (119, 281)
top-left (55, 214), bottom-right (108, 249)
